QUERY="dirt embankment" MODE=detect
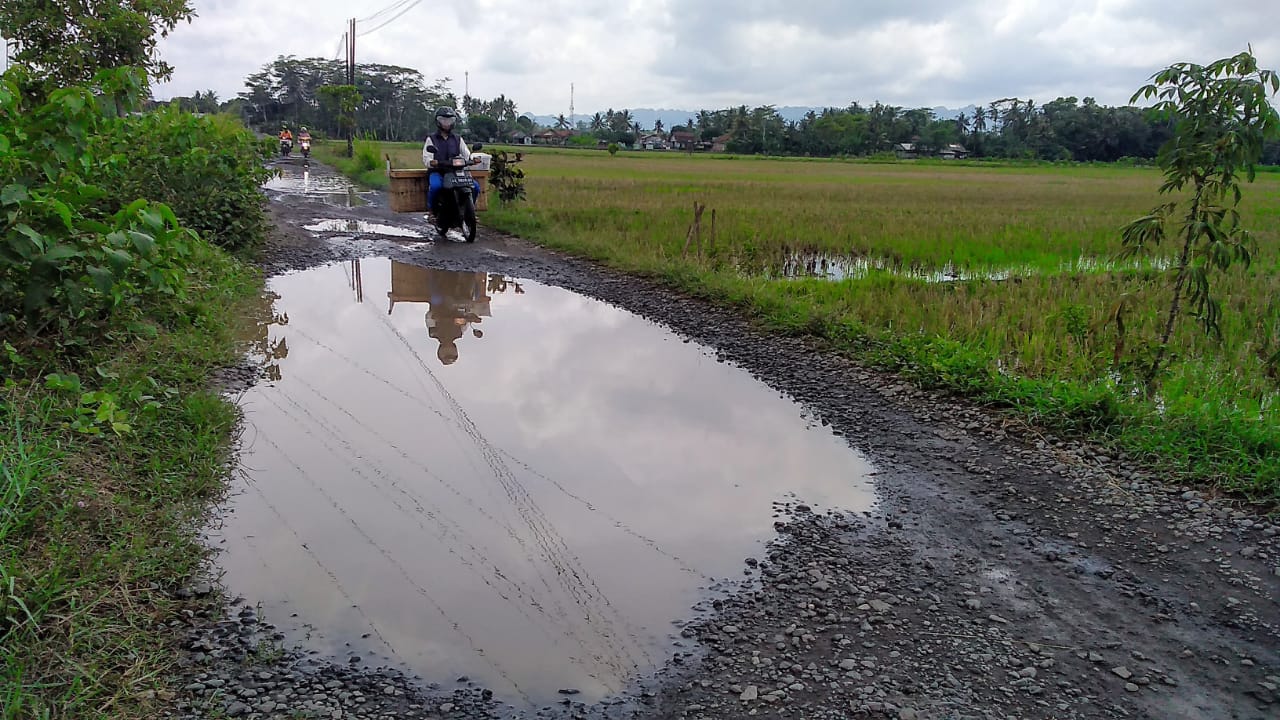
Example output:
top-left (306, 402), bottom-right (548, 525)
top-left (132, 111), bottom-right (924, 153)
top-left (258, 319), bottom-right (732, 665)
top-left (171, 161), bottom-right (1277, 720)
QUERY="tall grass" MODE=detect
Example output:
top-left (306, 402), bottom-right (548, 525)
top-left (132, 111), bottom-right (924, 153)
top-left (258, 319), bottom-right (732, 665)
top-left (1, 244), bottom-right (260, 718)
top-left (344, 142), bottom-right (1280, 497)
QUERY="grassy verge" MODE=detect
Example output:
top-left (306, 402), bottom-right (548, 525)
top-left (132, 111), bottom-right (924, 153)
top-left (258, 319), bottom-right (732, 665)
top-left (1, 244), bottom-right (261, 719)
top-left (331, 141), bottom-right (1280, 500)
top-left (314, 139), bottom-right (392, 189)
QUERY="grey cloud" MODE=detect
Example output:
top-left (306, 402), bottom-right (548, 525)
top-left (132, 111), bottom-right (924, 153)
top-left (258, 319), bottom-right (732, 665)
top-left (154, 0), bottom-right (1279, 114)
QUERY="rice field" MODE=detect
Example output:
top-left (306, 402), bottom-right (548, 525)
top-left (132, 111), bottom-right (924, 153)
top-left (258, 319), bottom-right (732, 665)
top-left (364, 143), bottom-right (1280, 496)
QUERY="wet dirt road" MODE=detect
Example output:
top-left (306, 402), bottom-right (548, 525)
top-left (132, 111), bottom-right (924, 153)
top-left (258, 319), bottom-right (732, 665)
top-left (185, 159), bottom-right (1278, 720)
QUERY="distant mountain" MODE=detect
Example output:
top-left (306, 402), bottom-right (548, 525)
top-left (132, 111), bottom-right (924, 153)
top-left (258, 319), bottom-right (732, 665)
top-left (527, 104), bottom-right (982, 130)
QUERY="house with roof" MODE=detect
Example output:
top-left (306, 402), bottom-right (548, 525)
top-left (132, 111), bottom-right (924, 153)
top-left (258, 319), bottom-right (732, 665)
top-left (640, 134), bottom-right (668, 150)
top-left (669, 130), bottom-right (698, 150)
top-left (710, 133), bottom-right (733, 153)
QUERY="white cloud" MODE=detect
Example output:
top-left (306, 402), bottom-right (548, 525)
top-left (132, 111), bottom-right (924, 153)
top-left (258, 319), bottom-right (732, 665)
top-left (153, 0), bottom-right (1279, 114)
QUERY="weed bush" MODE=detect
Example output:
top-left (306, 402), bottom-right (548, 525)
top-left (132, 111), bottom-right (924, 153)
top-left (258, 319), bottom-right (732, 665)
top-left (2, 66), bottom-right (271, 345)
top-left (95, 105), bottom-right (274, 253)
top-left (353, 136), bottom-right (382, 173)
top-left (1, 68), bottom-right (197, 344)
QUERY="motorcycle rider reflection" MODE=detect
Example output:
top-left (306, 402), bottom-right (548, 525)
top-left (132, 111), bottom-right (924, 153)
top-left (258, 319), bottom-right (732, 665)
top-left (423, 269), bottom-right (490, 365)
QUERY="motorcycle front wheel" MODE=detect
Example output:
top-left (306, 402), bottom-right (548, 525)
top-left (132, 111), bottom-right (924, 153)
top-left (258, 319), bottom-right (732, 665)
top-left (462, 192), bottom-right (477, 243)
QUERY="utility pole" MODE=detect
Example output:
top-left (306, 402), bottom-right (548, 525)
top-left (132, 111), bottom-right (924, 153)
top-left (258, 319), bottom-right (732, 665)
top-left (465, 71), bottom-right (469, 98)
top-left (346, 18), bottom-right (356, 157)
top-left (347, 18), bottom-right (356, 87)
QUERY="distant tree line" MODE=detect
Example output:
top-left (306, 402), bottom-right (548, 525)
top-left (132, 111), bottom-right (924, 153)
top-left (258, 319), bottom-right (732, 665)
top-left (167, 56), bottom-right (458, 141)
top-left (172, 56), bottom-right (1280, 163)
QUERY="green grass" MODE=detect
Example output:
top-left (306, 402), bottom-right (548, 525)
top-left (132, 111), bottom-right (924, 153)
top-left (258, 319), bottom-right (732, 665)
top-left (332, 140), bottom-right (1280, 499)
top-left (314, 139), bottom-right (393, 189)
top-left (1, 244), bottom-right (262, 719)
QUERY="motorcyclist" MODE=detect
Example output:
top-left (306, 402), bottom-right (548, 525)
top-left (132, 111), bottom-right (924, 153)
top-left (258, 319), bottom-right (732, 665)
top-left (422, 107), bottom-right (481, 215)
top-left (278, 125), bottom-right (293, 156)
top-left (298, 126), bottom-right (311, 142)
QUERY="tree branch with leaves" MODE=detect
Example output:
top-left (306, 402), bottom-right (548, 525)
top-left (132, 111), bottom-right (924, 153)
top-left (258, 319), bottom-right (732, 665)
top-left (1120, 48), bottom-right (1280, 391)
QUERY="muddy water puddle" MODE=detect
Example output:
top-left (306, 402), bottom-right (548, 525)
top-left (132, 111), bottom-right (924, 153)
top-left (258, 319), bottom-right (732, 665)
top-left (304, 218), bottom-right (425, 238)
top-left (265, 162), bottom-right (373, 207)
top-left (225, 258), bottom-right (875, 710)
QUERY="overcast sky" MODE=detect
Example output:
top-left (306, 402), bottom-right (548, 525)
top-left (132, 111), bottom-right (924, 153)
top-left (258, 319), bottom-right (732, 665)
top-left (152, 0), bottom-right (1279, 115)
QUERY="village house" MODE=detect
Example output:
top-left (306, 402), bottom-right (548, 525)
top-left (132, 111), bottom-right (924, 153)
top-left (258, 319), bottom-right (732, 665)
top-left (669, 130), bottom-right (698, 150)
top-left (532, 129), bottom-right (574, 146)
top-left (639, 134), bottom-right (668, 150)
top-left (710, 132), bottom-right (733, 153)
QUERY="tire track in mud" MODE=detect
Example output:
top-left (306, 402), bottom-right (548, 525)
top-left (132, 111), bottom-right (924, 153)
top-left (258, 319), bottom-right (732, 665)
top-left (285, 321), bottom-right (675, 676)
top-left (285, 322), bottom-right (693, 581)
top-left (253, 429), bottom-right (534, 703)
top-left (494, 448), bottom-right (708, 580)
top-left (258, 387), bottom-right (636, 685)
top-left (282, 325), bottom-right (653, 680)
top-left (370, 309), bottom-right (654, 676)
top-left (238, 474), bottom-right (409, 666)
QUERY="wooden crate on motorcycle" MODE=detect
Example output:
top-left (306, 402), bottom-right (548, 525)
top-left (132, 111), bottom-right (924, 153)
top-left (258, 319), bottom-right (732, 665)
top-left (472, 170), bottom-right (490, 212)
top-left (388, 169), bottom-right (430, 213)
top-left (387, 169), bottom-right (491, 213)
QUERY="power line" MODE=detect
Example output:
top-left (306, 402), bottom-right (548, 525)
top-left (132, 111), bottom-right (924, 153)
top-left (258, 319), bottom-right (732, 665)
top-left (357, 0), bottom-right (413, 24)
top-left (358, 0), bottom-right (422, 37)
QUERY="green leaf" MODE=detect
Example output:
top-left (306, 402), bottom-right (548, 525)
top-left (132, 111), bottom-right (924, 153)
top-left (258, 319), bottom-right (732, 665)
top-left (14, 224), bottom-right (45, 253)
top-left (1, 184), bottom-right (28, 205)
top-left (41, 243), bottom-right (82, 264)
top-left (87, 266), bottom-right (115, 293)
top-left (127, 231), bottom-right (157, 255)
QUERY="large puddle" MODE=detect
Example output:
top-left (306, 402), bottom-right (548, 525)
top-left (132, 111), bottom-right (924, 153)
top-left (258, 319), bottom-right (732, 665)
top-left (225, 258), bottom-right (876, 711)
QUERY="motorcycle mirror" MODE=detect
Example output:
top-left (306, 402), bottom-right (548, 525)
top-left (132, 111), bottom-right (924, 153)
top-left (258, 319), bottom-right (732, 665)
top-left (425, 146), bottom-right (437, 155)
top-left (472, 142), bottom-right (484, 151)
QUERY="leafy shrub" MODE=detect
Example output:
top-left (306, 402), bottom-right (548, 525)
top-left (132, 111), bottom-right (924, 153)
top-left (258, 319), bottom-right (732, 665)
top-left (94, 105), bottom-right (273, 252)
top-left (488, 151), bottom-right (526, 203)
top-left (353, 136), bottom-right (382, 173)
top-left (607, 142), bottom-right (620, 156)
top-left (1, 68), bottom-right (198, 343)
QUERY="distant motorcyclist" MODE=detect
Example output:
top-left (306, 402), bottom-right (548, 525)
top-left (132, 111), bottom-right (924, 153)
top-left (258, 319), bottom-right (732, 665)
top-left (297, 126), bottom-right (311, 143)
top-left (422, 107), bottom-right (481, 215)
top-left (278, 125), bottom-right (294, 157)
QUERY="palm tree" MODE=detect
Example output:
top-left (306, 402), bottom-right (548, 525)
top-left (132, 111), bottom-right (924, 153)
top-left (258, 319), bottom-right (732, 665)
top-left (653, 118), bottom-right (664, 136)
top-left (590, 112), bottom-right (604, 132)
top-left (972, 106), bottom-right (987, 134)
top-left (555, 113), bottom-right (569, 130)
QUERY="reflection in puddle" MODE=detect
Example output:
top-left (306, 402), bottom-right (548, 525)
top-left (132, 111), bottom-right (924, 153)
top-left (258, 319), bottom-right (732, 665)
top-left (264, 164), bottom-right (371, 207)
top-left (224, 259), bottom-right (875, 709)
top-left (762, 252), bottom-right (1174, 282)
top-left (304, 218), bottom-right (424, 238)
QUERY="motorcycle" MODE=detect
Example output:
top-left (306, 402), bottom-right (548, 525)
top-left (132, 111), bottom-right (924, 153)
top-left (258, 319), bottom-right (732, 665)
top-left (279, 137), bottom-right (293, 157)
top-left (299, 137), bottom-right (311, 159)
top-left (425, 142), bottom-right (483, 243)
